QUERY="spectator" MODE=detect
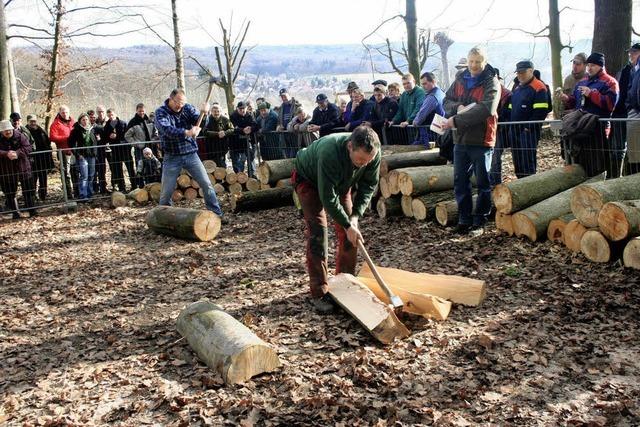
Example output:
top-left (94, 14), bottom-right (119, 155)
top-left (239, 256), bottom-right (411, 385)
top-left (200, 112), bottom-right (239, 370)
top-left (230, 101), bottom-right (259, 176)
top-left (489, 74), bottom-right (513, 187)
top-left (0, 119), bottom-right (35, 218)
top-left (613, 44), bottom-right (637, 175)
top-left (49, 105), bottom-right (76, 198)
top-left (137, 147), bottom-right (161, 186)
top-left (442, 46), bottom-right (500, 236)
top-left (343, 82), bottom-right (360, 124)
top-left (626, 43), bottom-right (640, 174)
top-left (561, 52), bottom-right (620, 177)
top-left (561, 53), bottom-right (588, 115)
top-left (10, 113), bottom-right (35, 149)
top-left (412, 72), bottom-right (446, 147)
top-left (276, 88), bottom-right (301, 131)
top-left (287, 106), bottom-right (316, 152)
top-left (26, 115), bottom-right (54, 201)
top-left (91, 106), bottom-right (110, 194)
top-left (367, 84), bottom-right (398, 141)
top-left (126, 103), bottom-right (158, 188)
top-left (68, 113), bottom-right (98, 200)
top-left (455, 57), bottom-right (468, 72)
top-left (154, 88), bottom-right (224, 219)
top-left (369, 79), bottom-right (387, 101)
top-left (387, 83), bottom-right (401, 102)
top-left (104, 108), bottom-right (135, 192)
top-left (345, 88), bottom-right (375, 131)
top-left (392, 74), bottom-right (426, 127)
top-left (204, 102), bottom-right (234, 167)
top-left (338, 99), bottom-right (348, 126)
top-left (308, 93), bottom-right (340, 137)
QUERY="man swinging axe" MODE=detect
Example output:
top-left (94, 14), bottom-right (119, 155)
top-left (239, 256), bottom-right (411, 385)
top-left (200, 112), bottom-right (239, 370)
top-left (292, 125), bottom-right (381, 313)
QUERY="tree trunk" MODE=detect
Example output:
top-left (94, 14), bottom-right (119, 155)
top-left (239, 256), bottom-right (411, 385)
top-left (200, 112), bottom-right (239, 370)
top-left (492, 164), bottom-right (587, 214)
top-left (328, 274), bottom-right (410, 345)
top-left (7, 44), bottom-right (20, 114)
top-left (176, 301), bottom-right (281, 384)
top-left (245, 178), bottom-right (261, 192)
top-left (44, 0), bottom-right (64, 131)
top-left (597, 200), bottom-right (640, 242)
top-left (146, 206), bottom-right (221, 241)
top-left (0, 0), bottom-right (9, 119)
top-left (127, 188), bottom-right (149, 204)
top-left (379, 149), bottom-right (447, 176)
top-left (358, 264), bottom-right (486, 307)
top-left (411, 190), bottom-right (455, 221)
top-left (623, 237), bottom-right (640, 269)
top-left (511, 171), bottom-right (604, 241)
top-left (580, 229), bottom-right (625, 263)
top-left (548, 0), bottom-right (564, 118)
top-left (401, 195), bottom-right (414, 217)
top-left (495, 212), bottom-right (514, 236)
top-left (376, 197), bottom-right (402, 219)
top-left (171, 0), bottom-right (185, 90)
top-left (398, 165), bottom-right (454, 196)
top-left (435, 196), bottom-right (478, 227)
top-left (563, 219), bottom-right (589, 252)
top-left (570, 174), bottom-right (640, 227)
top-left (547, 213), bottom-right (575, 243)
top-left (230, 187), bottom-right (294, 213)
top-left (111, 191), bottom-right (127, 208)
top-left (257, 158), bottom-right (295, 185)
top-left (592, 0), bottom-right (632, 78)
top-left (404, 0), bottom-right (420, 82)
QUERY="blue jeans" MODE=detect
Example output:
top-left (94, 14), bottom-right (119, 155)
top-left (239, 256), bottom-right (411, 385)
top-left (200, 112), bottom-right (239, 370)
top-left (77, 156), bottom-right (95, 199)
top-left (230, 150), bottom-right (247, 174)
top-left (510, 127), bottom-right (539, 179)
top-left (159, 152), bottom-right (223, 217)
top-left (454, 144), bottom-right (493, 226)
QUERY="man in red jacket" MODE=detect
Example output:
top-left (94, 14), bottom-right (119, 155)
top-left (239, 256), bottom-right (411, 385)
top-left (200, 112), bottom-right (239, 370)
top-left (49, 105), bottom-right (76, 198)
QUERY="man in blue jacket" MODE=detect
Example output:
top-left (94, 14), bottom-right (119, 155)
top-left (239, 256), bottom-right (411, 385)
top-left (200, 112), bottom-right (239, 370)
top-left (308, 94), bottom-right (340, 137)
top-left (412, 72), bottom-right (445, 147)
top-left (155, 88), bottom-right (224, 219)
top-left (625, 43), bottom-right (640, 174)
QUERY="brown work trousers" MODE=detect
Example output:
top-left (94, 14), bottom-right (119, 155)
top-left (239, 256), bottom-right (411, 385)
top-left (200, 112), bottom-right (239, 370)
top-left (294, 174), bottom-right (357, 298)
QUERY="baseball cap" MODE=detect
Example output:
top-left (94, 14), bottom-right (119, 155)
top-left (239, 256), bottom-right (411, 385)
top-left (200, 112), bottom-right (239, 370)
top-left (279, 88), bottom-right (288, 96)
top-left (371, 79), bottom-right (387, 86)
top-left (515, 60), bottom-right (534, 72)
top-left (315, 93), bottom-right (328, 103)
top-left (236, 101), bottom-right (247, 108)
top-left (627, 43), bottom-right (640, 52)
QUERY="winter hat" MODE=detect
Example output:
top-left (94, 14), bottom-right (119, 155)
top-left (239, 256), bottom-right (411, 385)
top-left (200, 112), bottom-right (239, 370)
top-left (0, 120), bottom-right (13, 132)
top-left (586, 52), bottom-right (605, 67)
top-left (143, 147), bottom-right (153, 156)
top-left (9, 112), bottom-right (21, 121)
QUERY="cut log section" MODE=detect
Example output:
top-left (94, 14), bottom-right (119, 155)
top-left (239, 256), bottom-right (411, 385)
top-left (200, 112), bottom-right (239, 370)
top-left (357, 276), bottom-right (452, 321)
top-left (359, 264), bottom-right (486, 307)
top-left (328, 274), bottom-right (410, 345)
top-left (213, 183), bottom-right (226, 195)
top-left (184, 187), bottom-right (198, 201)
top-left (547, 213), bottom-right (575, 243)
top-left (275, 178), bottom-right (292, 188)
top-left (127, 188), bottom-right (149, 204)
top-left (225, 172), bottom-right (238, 185)
top-left (411, 191), bottom-right (455, 221)
top-left (570, 173), bottom-right (640, 228)
top-left (379, 175), bottom-right (391, 199)
top-left (435, 195), bottom-right (478, 227)
top-left (190, 179), bottom-right (200, 190)
top-left (257, 158), bottom-right (295, 185)
top-left (495, 212), bottom-right (514, 236)
top-left (111, 191), bottom-right (127, 208)
top-left (228, 183), bottom-right (243, 195)
top-left (398, 165), bottom-right (454, 196)
top-left (146, 206), bottom-right (221, 241)
top-left (597, 200), bottom-right (640, 242)
top-left (177, 174), bottom-right (192, 189)
top-left (401, 195), bottom-right (414, 217)
top-left (623, 237), bottom-right (640, 269)
top-left (202, 160), bottom-right (217, 174)
top-left (376, 197), bottom-right (402, 219)
top-left (236, 172), bottom-right (249, 185)
top-left (492, 164), bottom-right (587, 214)
top-left (230, 187), bottom-right (294, 213)
top-left (176, 301), bottom-right (281, 385)
top-left (563, 219), bottom-right (588, 252)
top-left (380, 149), bottom-right (447, 176)
top-left (387, 170), bottom-right (401, 195)
top-left (171, 189), bottom-right (184, 203)
top-left (214, 167), bottom-right (227, 181)
top-left (245, 178), bottom-right (261, 192)
top-left (580, 229), bottom-right (625, 263)
top-left (145, 182), bottom-right (162, 202)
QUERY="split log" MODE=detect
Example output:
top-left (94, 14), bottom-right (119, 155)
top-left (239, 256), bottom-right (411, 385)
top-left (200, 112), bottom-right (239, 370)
top-left (492, 164), bottom-right (587, 214)
top-left (495, 212), bottom-right (514, 236)
top-left (623, 237), bottom-right (640, 269)
top-left (171, 189), bottom-right (184, 203)
top-left (398, 165), bottom-right (454, 196)
top-left (202, 160), bottom-right (217, 174)
top-left (275, 178), bottom-right (292, 188)
top-left (547, 213), bottom-right (575, 243)
top-left (401, 195), bottom-right (414, 217)
top-left (380, 149), bottom-right (447, 176)
top-left (225, 172), bottom-right (238, 185)
top-left (236, 171), bottom-right (249, 185)
top-left (379, 175), bottom-right (392, 199)
top-left (257, 158), bottom-right (295, 185)
top-left (435, 195), bottom-right (479, 227)
top-left (213, 183), bottom-right (226, 195)
top-left (190, 179), bottom-right (200, 190)
top-left (245, 178), bottom-right (261, 192)
top-left (177, 174), bottom-right (192, 189)
top-left (111, 191), bottom-right (127, 208)
top-left (127, 188), bottom-right (149, 204)
top-left (145, 182), bottom-right (162, 202)
top-left (580, 230), bottom-right (625, 263)
top-left (184, 187), bottom-right (198, 201)
top-left (328, 274), bottom-right (410, 345)
top-left (214, 167), bottom-right (227, 181)
top-left (230, 187), bottom-right (294, 213)
top-left (146, 206), bottom-right (221, 241)
top-left (563, 219), bottom-right (589, 252)
top-left (570, 173), bottom-right (640, 228)
top-left (387, 170), bottom-right (401, 195)
top-left (357, 276), bottom-right (452, 321)
top-left (228, 183), bottom-right (243, 195)
top-left (411, 191), bottom-right (455, 221)
top-left (376, 197), bottom-right (402, 219)
top-left (597, 200), bottom-right (640, 242)
top-left (359, 264), bottom-right (486, 307)
top-left (176, 301), bottom-right (281, 384)
top-left (511, 172), bottom-right (605, 241)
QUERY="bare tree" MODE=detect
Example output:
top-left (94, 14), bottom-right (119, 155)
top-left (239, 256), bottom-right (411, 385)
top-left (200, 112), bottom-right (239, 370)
top-left (433, 32), bottom-right (454, 88)
top-left (592, 0), bottom-right (632, 78)
top-left (0, 0), bottom-right (10, 119)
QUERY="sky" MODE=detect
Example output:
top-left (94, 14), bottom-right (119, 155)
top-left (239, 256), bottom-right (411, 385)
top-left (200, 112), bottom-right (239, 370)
top-left (6, 0), bottom-right (638, 49)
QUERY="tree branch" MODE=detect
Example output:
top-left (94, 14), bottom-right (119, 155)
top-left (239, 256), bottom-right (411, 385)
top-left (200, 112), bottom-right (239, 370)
top-left (139, 15), bottom-right (173, 48)
top-left (8, 24), bottom-right (54, 35)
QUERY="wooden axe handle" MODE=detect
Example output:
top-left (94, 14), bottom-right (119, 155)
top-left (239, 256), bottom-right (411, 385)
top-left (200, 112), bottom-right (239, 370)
top-left (194, 81), bottom-right (216, 129)
top-left (357, 240), bottom-right (400, 304)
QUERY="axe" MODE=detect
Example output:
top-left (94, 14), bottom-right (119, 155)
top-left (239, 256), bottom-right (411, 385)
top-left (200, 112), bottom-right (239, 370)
top-left (195, 76), bottom-right (221, 129)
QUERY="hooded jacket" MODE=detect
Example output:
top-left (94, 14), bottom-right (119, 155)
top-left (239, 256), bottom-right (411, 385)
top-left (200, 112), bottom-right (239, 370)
top-left (0, 129), bottom-right (32, 176)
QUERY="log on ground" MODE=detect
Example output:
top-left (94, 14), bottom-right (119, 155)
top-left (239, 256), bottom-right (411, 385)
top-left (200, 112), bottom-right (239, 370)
top-left (146, 206), bottom-right (221, 241)
top-left (230, 187), bottom-right (294, 213)
top-left (411, 191), bottom-right (455, 221)
top-left (245, 178), bottom-right (261, 192)
top-left (127, 188), bottom-right (149, 204)
top-left (398, 165), bottom-right (454, 196)
top-left (275, 178), bottom-right (292, 188)
top-left (435, 195), bottom-right (478, 227)
top-left (380, 149), bottom-right (447, 176)
top-left (236, 171), bottom-right (249, 185)
top-left (184, 187), bottom-right (198, 201)
top-left (214, 167), bottom-right (227, 181)
top-left (177, 174), bottom-right (192, 189)
top-left (376, 197), bottom-right (402, 219)
top-left (387, 170), bottom-right (401, 195)
top-left (328, 274), bottom-right (410, 345)
top-left (213, 183), bottom-right (226, 195)
top-left (495, 212), bottom-right (514, 236)
top-left (401, 195), bottom-right (414, 217)
top-left (379, 175), bottom-right (392, 199)
top-left (381, 145), bottom-right (428, 155)
top-left (597, 200), bottom-right (640, 242)
top-left (623, 237), bottom-right (640, 269)
top-left (202, 160), bottom-right (217, 174)
top-left (145, 182), bottom-right (162, 202)
top-left (176, 301), bottom-right (281, 384)
top-left (228, 183), bottom-right (243, 195)
top-left (580, 229), bottom-right (626, 263)
top-left (226, 172), bottom-right (238, 185)
top-left (171, 189), bottom-right (184, 203)
top-left (111, 191), bottom-right (127, 208)
top-left (257, 158), bottom-right (295, 185)
top-left (190, 179), bottom-right (200, 190)
top-left (563, 219), bottom-right (589, 252)
top-left (547, 213), bottom-right (575, 243)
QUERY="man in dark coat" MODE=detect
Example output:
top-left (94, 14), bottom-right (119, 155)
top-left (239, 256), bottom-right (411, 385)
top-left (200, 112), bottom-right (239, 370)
top-left (0, 120), bottom-right (36, 218)
top-left (26, 115), bottom-right (54, 201)
top-left (308, 93), bottom-right (341, 137)
top-left (229, 101), bottom-right (259, 176)
top-left (104, 108), bottom-right (135, 192)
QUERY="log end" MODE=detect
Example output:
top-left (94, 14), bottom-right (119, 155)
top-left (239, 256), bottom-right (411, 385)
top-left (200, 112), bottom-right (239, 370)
top-left (512, 212), bottom-right (538, 241)
top-left (598, 203), bottom-right (629, 242)
top-left (580, 230), bottom-right (611, 263)
top-left (563, 219), bottom-right (587, 252)
top-left (402, 196), bottom-right (415, 218)
top-left (376, 198), bottom-right (388, 219)
top-left (111, 191), bottom-right (127, 208)
top-left (547, 219), bottom-right (567, 243)
top-left (225, 345), bottom-right (282, 385)
top-left (570, 186), bottom-right (603, 228)
top-left (257, 163), bottom-right (270, 185)
top-left (194, 211), bottom-right (222, 241)
top-left (411, 199), bottom-right (426, 221)
top-left (623, 238), bottom-right (640, 269)
top-left (492, 184), bottom-right (512, 214)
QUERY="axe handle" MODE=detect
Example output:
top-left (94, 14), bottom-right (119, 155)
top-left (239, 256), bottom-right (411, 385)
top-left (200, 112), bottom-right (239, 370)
top-left (194, 82), bottom-right (216, 129)
top-left (357, 240), bottom-right (400, 304)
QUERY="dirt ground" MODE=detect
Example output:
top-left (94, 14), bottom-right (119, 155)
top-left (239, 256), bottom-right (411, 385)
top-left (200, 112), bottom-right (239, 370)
top-left (1, 140), bottom-right (639, 426)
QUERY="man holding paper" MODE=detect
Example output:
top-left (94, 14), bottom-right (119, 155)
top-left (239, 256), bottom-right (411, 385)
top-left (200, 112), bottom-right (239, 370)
top-left (412, 72), bottom-right (446, 147)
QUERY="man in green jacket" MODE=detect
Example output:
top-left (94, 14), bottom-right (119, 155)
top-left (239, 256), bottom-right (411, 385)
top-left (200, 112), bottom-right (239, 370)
top-left (293, 126), bottom-right (381, 313)
top-left (392, 73), bottom-right (426, 127)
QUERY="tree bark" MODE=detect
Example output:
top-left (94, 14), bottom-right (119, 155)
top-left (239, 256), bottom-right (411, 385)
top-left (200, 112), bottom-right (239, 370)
top-left (547, 213), bottom-right (575, 243)
top-left (410, 190), bottom-right (455, 221)
top-left (570, 173), bottom-right (640, 227)
top-left (379, 149), bottom-right (447, 176)
top-left (592, 0), bottom-right (632, 78)
top-left (171, 0), bottom-right (185, 90)
top-left (376, 197), bottom-right (402, 219)
top-left (597, 200), bottom-right (640, 242)
top-left (563, 219), bottom-right (589, 252)
top-left (404, 0), bottom-right (420, 82)
top-left (580, 229), bottom-right (625, 263)
top-left (44, 0), bottom-right (64, 131)
top-left (398, 165), bottom-right (454, 196)
top-left (623, 237), bottom-right (640, 269)
top-left (435, 196), bottom-right (478, 227)
top-left (0, 0), bottom-right (10, 119)
top-left (146, 206), bottom-right (221, 241)
top-left (381, 145), bottom-right (426, 155)
top-left (257, 158), bottom-right (295, 185)
top-left (176, 301), bottom-right (281, 384)
top-left (492, 164), bottom-right (587, 214)
top-left (230, 187), bottom-right (294, 213)
top-left (548, 0), bottom-right (564, 117)
top-left (328, 274), bottom-right (410, 345)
